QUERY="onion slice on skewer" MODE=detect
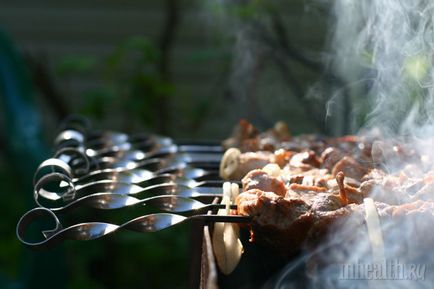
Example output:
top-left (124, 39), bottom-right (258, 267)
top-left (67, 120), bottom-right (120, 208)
top-left (219, 148), bottom-right (241, 180)
top-left (212, 182), bottom-right (244, 275)
top-left (363, 197), bottom-right (385, 262)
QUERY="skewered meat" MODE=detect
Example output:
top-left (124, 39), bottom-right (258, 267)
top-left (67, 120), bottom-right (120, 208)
top-left (236, 152), bottom-right (272, 179)
top-left (289, 151), bottom-right (321, 170)
top-left (242, 169), bottom-right (286, 197)
top-left (223, 120), bottom-right (434, 257)
top-left (237, 187), bottom-right (434, 256)
top-left (236, 189), bottom-right (314, 256)
top-left (236, 168), bottom-right (371, 256)
top-left (223, 119), bottom-right (293, 152)
top-left (320, 147), bottom-right (344, 171)
top-left (222, 119), bottom-right (259, 151)
top-left (331, 156), bottom-right (368, 181)
top-left (220, 149), bottom-right (273, 180)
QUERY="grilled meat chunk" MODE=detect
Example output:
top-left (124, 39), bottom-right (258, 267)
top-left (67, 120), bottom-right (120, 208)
top-left (237, 188), bottom-right (434, 257)
top-left (242, 169), bottom-right (287, 197)
top-left (236, 189), bottom-right (314, 257)
top-left (331, 156), bottom-right (369, 181)
top-left (226, 121), bottom-right (434, 257)
top-left (320, 147), bottom-right (344, 171)
top-left (233, 152), bottom-right (272, 180)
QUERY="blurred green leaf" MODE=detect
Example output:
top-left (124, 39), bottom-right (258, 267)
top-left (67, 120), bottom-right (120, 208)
top-left (79, 88), bottom-right (116, 119)
top-left (124, 36), bottom-right (159, 62)
top-left (404, 54), bottom-right (429, 82)
top-left (55, 56), bottom-right (97, 76)
top-left (229, 0), bottom-right (267, 20)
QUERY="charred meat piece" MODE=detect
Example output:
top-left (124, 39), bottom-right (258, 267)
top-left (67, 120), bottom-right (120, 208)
top-left (236, 188), bottom-right (349, 256)
top-left (226, 121), bottom-right (434, 258)
top-left (242, 169), bottom-right (287, 197)
top-left (225, 151), bottom-right (272, 180)
top-left (359, 168), bottom-right (434, 204)
top-left (320, 147), bottom-right (344, 171)
top-left (272, 149), bottom-right (294, 168)
top-left (289, 151), bottom-right (321, 170)
top-left (223, 119), bottom-right (259, 151)
top-left (236, 189), bottom-right (314, 257)
top-left (223, 119), bottom-right (293, 152)
top-left (284, 168), bottom-right (333, 187)
top-left (224, 149), bottom-right (299, 181)
top-left (331, 156), bottom-right (369, 181)
top-left (237, 187), bottom-right (434, 257)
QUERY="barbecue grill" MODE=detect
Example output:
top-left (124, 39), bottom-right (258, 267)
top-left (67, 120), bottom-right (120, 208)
top-left (16, 116), bottom-right (277, 289)
top-left (17, 116), bottom-right (434, 289)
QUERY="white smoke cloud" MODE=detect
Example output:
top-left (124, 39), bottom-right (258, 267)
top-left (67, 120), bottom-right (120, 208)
top-left (269, 1), bottom-right (434, 288)
top-left (330, 0), bottom-right (434, 136)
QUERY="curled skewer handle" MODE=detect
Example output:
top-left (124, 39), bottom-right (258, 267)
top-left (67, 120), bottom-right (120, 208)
top-left (54, 130), bottom-right (85, 147)
top-left (16, 207), bottom-right (63, 250)
top-left (54, 147), bottom-right (92, 176)
top-left (33, 158), bottom-right (73, 186)
top-left (34, 172), bottom-right (76, 205)
top-left (33, 182), bottom-right (227, 211)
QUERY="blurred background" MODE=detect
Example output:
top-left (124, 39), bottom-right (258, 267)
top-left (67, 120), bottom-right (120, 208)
top-left (0, 1), bottom-right (351, 288)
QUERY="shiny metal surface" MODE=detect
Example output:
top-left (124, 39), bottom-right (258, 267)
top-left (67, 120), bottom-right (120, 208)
top-left (34, 157), bottom-right (219, 186)
top-left (17, 119), bottom-right (246, 250)
top-left (34, 174), bottom-right (226, 211)
top-left (16, 207), bottom-right (250, 249)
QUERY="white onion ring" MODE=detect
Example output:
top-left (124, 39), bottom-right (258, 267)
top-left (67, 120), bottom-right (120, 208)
top-left (212, 182), bottom-right (243, 275)
top-left (363, 198), bottom-right (385, 261)
top-left (230, 183), bottom-right (240, 202)
top-left (219, 148), bottom-right (241, 180)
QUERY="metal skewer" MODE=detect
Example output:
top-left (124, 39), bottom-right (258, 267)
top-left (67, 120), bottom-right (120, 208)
top-left (34, 173), bottom-right (228, 210)
top-left (33, 158), bottom-right (219, 188)
top-left (17, 117), bottom-right (240, 252)
top-left (17, 207), bottom-right (250, 250)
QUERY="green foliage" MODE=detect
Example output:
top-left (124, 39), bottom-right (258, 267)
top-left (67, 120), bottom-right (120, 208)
top-left (79, 88), bottom-right (116, 120)
top-left (57, 36), bottom-right (175, 131)
top-left (56, 56), bottom-right (97, 76)
top-left (107, 37), bottom-right (158, 69)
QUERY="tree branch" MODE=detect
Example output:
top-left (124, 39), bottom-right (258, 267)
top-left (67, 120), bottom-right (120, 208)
top-left (250, 22), bottom-right (326, 132)
top-left (270, 14), bottom-right (322, 72)
top-left (269, 13), bottom-right (352, 134)
top-left (156, 0), bottom-right (180, 134)
top-left (25, 54), bottom-right (69, 120)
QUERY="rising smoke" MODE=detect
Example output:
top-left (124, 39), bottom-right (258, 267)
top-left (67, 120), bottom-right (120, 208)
top-left (204, 2), bottom-right (434, 287)
top-left (330, 0), bottom-right (434, 136)
top-left (268, 1), bottom-right (434, 288)
top-left (202, 0), bottom-right (332, 133)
